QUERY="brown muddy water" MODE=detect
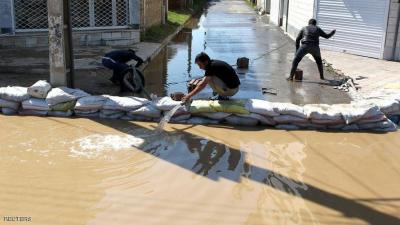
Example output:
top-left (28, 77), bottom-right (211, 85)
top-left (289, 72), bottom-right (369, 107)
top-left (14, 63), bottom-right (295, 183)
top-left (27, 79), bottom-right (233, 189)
top-left (1, 115), bottom-right (400, 225)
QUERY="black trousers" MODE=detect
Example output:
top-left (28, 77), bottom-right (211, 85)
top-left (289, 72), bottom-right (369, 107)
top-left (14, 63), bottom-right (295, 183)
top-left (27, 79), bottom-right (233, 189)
top-left (290, 44), bottom-right (324, 79)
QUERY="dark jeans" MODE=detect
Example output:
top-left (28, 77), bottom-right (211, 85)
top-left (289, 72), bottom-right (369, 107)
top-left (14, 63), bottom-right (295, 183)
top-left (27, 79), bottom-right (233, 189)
top-left (290, 44), bottom-right (324, 79)
top-left (102, 58), bottom-right (129, 82)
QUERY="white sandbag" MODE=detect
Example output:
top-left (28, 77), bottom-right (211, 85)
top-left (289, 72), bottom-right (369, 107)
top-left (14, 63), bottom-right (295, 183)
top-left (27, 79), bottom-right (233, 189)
top-left (225, 115), bottom-right (259, 126)
top-left (103, 96), bottom-right (150, 111)
top-left (273, 115), bottom-right (308, 124)
top-left (372, 99), bottom-right (400, 115)
top-left (74, 109), bottom-right (99, 114)
top-left (304, 104), bottom-right (343, 121)
top-left (128, 104), bottom-right (161, 118)
top-left (46, 87), bottom-right (89, 106)
top-left (48, 110), bottom-right (73, 117)
top-left (358, 121), bottom-right (397, 131)
top-left (271, 103), bottom-right (307, 118)
top-left (0, 86), bottom-right (30, 102)
top-left (1, 108), bottom-right (18, 115)
top-left (0, 98), bottom-right (20, 110)
top-left (75, 95), bottom-right (107, 110)
top-left (122, 114), bottom-right (155, 122)
top-left (236, 113), bottom-right (276, 126)
top-left (19, 109), bottom-right (48, 116)
top-left (75, 112), bottom-right (100, 118)
top-left (357, 114), bottom-right (387, 124)
top-left (294, 123), bottom-right (327, 130)
top-left (275, 124), bottom-right (300, 130)
top-left (199, 112), bottom-right (231, 120)
top-left (154, 97), bottom-right (181, 111)
top-left (339, 103), bottom-right (383, 124)
top-left (311, 118), bottom-right (345, 125)
top-left (28, 80), bottom-right (52, 99)
top-left (99, 110), bottom-right (125, 119)
top-left (184, 117), bottom-right (220, 125)
top-left (22, 98), bottom-right (50, 111)
top-left (169, 114), bottom-right (191, 122)
top-left (245, 99), bottom-right (279, 117)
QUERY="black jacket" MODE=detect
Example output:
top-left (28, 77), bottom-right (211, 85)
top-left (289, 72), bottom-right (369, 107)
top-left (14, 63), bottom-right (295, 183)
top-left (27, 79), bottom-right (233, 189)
top-left (296, 25), bottom-right (335, 50)
top-left (104, 50), bottom-right (144, 67)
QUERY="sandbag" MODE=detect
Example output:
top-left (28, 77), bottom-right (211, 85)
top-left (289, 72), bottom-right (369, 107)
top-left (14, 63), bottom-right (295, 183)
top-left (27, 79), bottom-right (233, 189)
top-left (99, 110), bottom-right (125, 119)
top-left (169, 113), bottom-right (191, 122)
top-left (294, 123), bottom-right (327, 130)
top-left (19, 109), bottom-right (48, 116)
top-left (271, 103), bottom-right (307, 118)
top-left (103, 96), bottom-right (150, 111)
top-left (236, 113), bottom-right (276, 126)
top-left (1, 108), bottom-right (18, 115)
top-left (22, 98), bottom-right (50, 111)
top-left (129, 104), bottom-right (161, 118)
top-left (190, 100), bottom-right (249, 114)
top-left (304, 104), bottom-right (343, 121)
top-left (48, 110), bottom-right (73, 117)
top-left (0, 86), bottom-right (30, 102)
top-left (184, 117), bottom-right (220, 125)
top-left (341, 124), bottom-right (360, 131)
top-left (358, 121), bottom-right (397, 131)
top-left (122, 114), bottom-right (155, 122)
top-left (0, 98), bottom-right (20, 110)
top-left (311, 118), bottom-right (346, 125)
top-left (75, 95), bottom-right (107, 110)
top-left (225, 115), bottom-right (259, 126)
top-left (51, 100), bottom-right (76, 112)
top-left (74, 109), bottom-right (99, 114)
top-left (75, 112), bottom-right (100, 118)
top-left (46, 87), bottom-right (89, 106)
top-left (199, 112), bottom-right (231, 120)
top-left (273, 115), bottom-right (308, 124)
top-left (339, 103), bottom-right (383, 124)
top-left (275, 124), bottom-right (300, 130)
top-left (154, 97), bottom-right (182, 111)
top-left (357, 114), bottom-right (387, 124)
top-left (28, 80), bottom-right (52, 99)
top-left (245, 99), bottom-right (279, 117)
top-left (371, 99), bottom-right (400, 115)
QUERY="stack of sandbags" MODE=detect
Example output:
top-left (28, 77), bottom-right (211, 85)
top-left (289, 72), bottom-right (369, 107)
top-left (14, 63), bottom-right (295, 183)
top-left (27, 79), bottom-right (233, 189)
top-left (19, 81), bottom-right (52, 116)
top-left (74, 95), bottom-right (107, 118)
top-left (154, 97), bottom-right (191, 123)
top-left (20, 98), bottom-right (50, 116)
top-left (0, 86), bottom-right (30, 115)
top-left (46, 87), bottom-right (89, 117)
top-left (101, 96), bottom-right (150, 120)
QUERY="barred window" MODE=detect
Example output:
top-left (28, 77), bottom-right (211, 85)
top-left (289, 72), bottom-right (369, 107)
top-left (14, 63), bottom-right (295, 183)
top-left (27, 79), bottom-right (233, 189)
top-left (13, 0), bottom-right (130, 30)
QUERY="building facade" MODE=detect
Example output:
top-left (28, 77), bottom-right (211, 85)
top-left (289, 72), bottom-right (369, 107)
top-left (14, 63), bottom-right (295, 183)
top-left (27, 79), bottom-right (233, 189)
top-left (269, 0), bottom-right (400, 61)
top-left (0, 0), bottom-right (166, 48)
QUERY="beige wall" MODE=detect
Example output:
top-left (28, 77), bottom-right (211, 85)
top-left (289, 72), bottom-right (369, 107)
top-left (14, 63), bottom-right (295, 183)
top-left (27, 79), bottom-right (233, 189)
top-left (141, 0), bottom-right (164, 30)
top-left (384, 0), bottom-right (400, 61)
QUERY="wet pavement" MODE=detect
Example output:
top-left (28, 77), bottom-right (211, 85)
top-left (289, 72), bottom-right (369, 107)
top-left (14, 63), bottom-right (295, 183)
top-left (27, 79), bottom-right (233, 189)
top-left (144, 0), bottom-right (351, 105)
top-left (1, 115), bottom-right (399, 225)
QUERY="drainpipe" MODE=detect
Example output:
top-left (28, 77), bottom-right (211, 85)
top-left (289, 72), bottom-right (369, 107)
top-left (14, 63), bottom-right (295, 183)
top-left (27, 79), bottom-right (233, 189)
top-left (392, 0), bottom-right (400, 60)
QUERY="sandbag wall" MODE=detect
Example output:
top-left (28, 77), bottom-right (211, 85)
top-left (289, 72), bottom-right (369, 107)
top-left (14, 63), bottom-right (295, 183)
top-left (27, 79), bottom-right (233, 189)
top-left (0, 81), bottom-right (399, 132)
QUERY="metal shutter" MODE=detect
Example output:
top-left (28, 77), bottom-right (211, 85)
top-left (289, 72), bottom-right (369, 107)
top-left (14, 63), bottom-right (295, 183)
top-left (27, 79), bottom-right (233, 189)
top-left (316, 0), bottom-right (390, 58)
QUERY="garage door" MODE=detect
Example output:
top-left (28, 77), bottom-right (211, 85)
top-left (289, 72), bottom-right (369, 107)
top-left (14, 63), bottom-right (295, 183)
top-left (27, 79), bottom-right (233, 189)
top-left (316, 0), bottom-right (390, 58)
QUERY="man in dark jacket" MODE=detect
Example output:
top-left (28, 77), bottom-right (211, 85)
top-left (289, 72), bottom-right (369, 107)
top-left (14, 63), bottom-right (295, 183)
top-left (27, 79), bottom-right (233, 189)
top-left (287, 19), bottom-right (336, 81)
top-left (102, 49), bottom-right (144, 85)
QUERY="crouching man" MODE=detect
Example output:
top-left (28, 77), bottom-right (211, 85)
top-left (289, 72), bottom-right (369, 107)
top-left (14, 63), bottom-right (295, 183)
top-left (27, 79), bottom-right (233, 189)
top-left (182, 52), bottom-right (241, 103)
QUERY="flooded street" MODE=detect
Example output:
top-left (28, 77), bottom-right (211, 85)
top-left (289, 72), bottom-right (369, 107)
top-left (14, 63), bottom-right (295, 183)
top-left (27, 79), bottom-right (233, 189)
top-left (144, 0), bottom-right (350, 105)
top-left (1, 115), bottom-right (400, 225)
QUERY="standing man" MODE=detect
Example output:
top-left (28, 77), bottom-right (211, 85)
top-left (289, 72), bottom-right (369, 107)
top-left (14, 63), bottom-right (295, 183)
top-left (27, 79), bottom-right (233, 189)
top-left (182, 52), bottom-right (241, 102)
top-left (287, 19), bottom-right (336, 81)
top-left (102, 49), bottom-right (144, 85)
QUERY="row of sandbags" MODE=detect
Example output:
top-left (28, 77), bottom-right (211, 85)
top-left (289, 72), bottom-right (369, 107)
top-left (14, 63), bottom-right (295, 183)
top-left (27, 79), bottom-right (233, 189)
top-left (0, 81), bottom-right (399, 132)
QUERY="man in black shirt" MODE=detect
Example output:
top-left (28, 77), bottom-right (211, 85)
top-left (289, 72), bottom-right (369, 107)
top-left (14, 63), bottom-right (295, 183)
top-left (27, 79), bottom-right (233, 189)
top-left (102, 49), bottom-right (144, 85)
top-left (287, 19), bottom-right (336, 81)
top-left (182, 52), bottom-right (241, 102)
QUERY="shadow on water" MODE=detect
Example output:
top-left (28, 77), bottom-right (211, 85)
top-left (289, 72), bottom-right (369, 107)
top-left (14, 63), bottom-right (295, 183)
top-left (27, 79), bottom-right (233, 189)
top-left (87, 118), bottom-right (400, 225)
